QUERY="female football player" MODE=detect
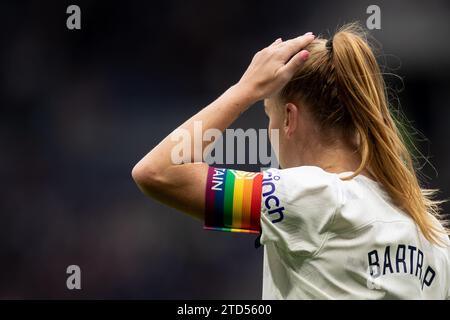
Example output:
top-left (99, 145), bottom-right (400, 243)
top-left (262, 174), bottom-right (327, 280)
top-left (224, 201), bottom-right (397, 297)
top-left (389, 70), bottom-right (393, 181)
top-left (132, 23), bottom-right (450, 299)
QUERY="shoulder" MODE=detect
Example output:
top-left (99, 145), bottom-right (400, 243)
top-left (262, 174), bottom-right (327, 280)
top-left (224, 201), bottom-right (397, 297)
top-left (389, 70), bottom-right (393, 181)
top-left (259, 166), bottom-right (343, 254)
top-left (262, 165), bottom-right (343, 206)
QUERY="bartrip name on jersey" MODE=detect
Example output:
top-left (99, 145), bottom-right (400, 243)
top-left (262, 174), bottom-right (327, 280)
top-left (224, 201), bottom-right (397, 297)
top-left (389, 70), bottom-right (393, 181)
top-left (368, 244), bottom-right (436, 290)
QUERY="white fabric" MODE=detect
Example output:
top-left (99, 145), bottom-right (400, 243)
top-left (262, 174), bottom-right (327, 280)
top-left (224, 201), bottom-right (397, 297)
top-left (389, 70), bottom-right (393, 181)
top-left (259, 166), bottom-right (450, 299)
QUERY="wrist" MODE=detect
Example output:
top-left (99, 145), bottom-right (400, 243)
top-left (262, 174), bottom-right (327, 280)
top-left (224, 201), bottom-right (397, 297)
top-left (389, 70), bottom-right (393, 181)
top-left (229, 82), bottom-right (260, 108)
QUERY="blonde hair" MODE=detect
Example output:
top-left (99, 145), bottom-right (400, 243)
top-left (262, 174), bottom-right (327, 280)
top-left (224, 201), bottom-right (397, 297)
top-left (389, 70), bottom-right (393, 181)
top-left (279, 23), bottom-right (449, 245)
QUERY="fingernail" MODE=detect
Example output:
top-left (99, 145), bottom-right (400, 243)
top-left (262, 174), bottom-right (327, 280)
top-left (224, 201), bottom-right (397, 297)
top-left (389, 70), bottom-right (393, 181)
top-left (300, 50), bottom-right (310, 61)
top-left (304, 32), bottom-right (313, 36)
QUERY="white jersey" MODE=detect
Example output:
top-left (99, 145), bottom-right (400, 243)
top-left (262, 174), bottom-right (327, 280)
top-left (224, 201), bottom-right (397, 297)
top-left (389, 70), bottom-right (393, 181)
top-left (259, 166), bottom-right (450, 299)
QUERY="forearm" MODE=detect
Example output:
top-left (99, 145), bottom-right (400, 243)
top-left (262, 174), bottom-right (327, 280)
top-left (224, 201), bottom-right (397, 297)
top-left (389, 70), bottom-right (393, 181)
top-left (133, 33), bottom-right (314, 177)
top-left (133, 83), bottom-right (256, 176)
top-left (131, 33), bottom-right (313, 219)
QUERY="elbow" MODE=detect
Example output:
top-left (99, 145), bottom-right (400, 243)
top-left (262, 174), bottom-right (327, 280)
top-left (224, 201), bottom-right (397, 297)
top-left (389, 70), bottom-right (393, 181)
top-left (131, 161), bottom-right (160, 193)
top-left (131, 162), bottom-right (144, 186)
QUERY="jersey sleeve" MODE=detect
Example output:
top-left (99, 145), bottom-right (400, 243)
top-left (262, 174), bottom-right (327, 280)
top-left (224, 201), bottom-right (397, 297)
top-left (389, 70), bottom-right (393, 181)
top-left (447, 250), bottom-right (450, 299)
top-left (204, 166), bottom-right (263, 234)
top-left (259, 166), bottom-right (341, 255)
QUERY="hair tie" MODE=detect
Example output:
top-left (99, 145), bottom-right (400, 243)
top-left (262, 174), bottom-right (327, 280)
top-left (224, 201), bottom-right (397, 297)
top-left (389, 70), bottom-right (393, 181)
top-left (326, 38), bottom-right (333, 52)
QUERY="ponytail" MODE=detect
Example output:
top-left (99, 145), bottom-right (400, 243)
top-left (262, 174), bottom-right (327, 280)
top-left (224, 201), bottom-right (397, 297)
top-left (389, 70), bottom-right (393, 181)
top-left (279, 22), bottom-right (449, 245)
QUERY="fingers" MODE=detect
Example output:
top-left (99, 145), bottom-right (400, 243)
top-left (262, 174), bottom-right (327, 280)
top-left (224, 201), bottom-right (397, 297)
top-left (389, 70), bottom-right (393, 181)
top-left (278, 32), bottom-right (315, 60)
top-left (269, 37), bottom-right (283, 47)
top-left (280, 49), bottom-right (310, 75)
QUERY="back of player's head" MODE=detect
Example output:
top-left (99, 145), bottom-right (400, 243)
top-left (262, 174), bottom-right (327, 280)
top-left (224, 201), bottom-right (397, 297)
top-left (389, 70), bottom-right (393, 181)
top-left (278, 22), bottom-right (449, 245)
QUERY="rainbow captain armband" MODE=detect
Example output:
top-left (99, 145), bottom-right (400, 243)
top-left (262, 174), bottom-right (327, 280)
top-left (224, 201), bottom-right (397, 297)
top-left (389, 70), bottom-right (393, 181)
top-left (204, 167), bottom-right (263, 234)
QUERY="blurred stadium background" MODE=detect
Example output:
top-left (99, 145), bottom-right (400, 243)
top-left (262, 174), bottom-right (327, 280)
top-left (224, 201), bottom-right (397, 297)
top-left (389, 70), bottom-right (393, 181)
top-left (1, 0), bottom-right (450, 298)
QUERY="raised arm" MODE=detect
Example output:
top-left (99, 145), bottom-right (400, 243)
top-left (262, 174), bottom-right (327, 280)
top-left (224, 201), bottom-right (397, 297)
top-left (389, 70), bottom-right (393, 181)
top-left (131, 33), bottom-right (314, 221)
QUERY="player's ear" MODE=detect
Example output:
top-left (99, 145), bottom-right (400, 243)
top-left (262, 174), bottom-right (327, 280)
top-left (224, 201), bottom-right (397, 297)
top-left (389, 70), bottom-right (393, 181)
top-left (284, 102), bottom-right (298, 138)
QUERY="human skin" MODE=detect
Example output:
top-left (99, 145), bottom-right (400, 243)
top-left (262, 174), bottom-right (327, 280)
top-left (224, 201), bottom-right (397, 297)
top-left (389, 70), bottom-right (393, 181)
top-left (132, 32), bottom-right (361, 221)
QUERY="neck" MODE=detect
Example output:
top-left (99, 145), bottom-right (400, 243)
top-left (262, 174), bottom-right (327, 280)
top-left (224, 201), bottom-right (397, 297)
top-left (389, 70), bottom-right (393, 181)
top-left (285, 138), bottom-right (372, 178)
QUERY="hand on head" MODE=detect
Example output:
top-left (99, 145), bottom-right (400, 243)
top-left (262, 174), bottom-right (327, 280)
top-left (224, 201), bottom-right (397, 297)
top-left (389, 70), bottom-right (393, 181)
top-left (237, 32), bottom-right (315, 102)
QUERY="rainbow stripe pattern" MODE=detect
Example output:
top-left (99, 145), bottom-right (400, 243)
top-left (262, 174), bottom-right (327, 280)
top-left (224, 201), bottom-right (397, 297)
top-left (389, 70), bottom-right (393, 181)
top-left (204, 167), bottom-right (262, 234)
